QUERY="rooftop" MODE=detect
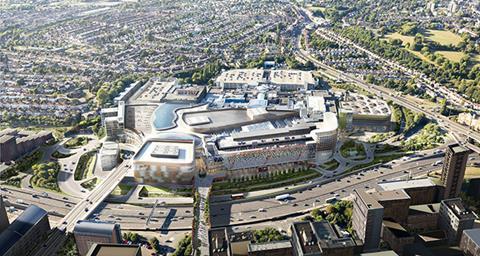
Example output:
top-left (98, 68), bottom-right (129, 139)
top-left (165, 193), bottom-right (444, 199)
top-left (269, 70), bottom-right (315, 86)
top-left (354, 189), bottom-right (383, 210)
top-left (74, 221), bottom-right (118, 236)
top-left (448, 143), bottom-right (471, 155)
top-left (378, 178), bottom-right (436, 191)
top-left (409, 203), bottom-right (440, 215)
top-left (209, 228), bottom-right (230, 256)
top-left (0, 205), bottom-right (48, 255)
top-left (307, 95), bottom-right (326, 113)
top-left (182, 108), bottom-right (297, 133)
top-left (382, 219), bottom-right (412, 238)
top-left (441, 198), bottom-right (477, 220)
top-left (133, 78), bottom-right (176, 103)
top-left (340, 92), bottom-right (391, 116)
top-left (86, 244), bottom-right (141, 256)
top-left (292, 222), bottom-right (321, 254)
top-left (369, 189), bottom-right (411, 202)
top-left (360, 251), bottom-right (399, 256)
top-left (100, 142), bottom-right (119, 156)
top-left (133, 138), bottom-right (195, 164)
top-left (0, 135), bottom-right (15, 144)
top-left (215, 69), bottom-right (264, 86)
top-left (248, 240), bottom-right (292, 252)
top-left (462, 229), bottom-right (480, 248)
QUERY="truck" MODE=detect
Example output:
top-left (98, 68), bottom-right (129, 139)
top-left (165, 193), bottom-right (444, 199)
top-left (275, 194), bottom-right (291, 201)
top-left (230, 193), bottom-right (245, 200)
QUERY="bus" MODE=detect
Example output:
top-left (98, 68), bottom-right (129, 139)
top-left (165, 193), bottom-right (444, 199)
top-left (275, 194), bottom-right (291, 201)
top-left (325, 197), bottom-right (337, 204)
top-left (230, 193), bottom-right (245, 200)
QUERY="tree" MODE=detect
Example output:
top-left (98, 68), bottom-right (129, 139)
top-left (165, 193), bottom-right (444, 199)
top-left (172, 235), bottom-right (192, 256)
top-left (253, 227), bottom-right (286, 243)
top-left (96, 88), bottom-right (109, 106)
top-left (149, 237), bottom-right (160, 252)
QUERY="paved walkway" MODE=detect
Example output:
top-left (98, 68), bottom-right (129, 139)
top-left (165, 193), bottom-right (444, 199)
top-left (194, 176), bottom-right (213, 256)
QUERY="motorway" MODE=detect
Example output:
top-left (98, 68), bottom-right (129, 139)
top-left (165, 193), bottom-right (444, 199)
top-left (210, 150), bottom-right (479, 228)
top-left (0, 186), bottom-right (193, 230)
top-left (293, 9), bottom-right (480, 146)
top-left (0, 187), bottom-right (78, 223)
top-left (32, 160), bottom-right (132, 256)
top-left (92, 202), bottom-right (193, 230)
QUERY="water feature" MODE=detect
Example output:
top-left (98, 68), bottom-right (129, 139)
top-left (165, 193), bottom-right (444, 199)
top-left (152, 103), bottom-right (189, 130)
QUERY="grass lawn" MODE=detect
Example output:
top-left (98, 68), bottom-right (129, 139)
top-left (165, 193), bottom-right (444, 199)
top-left (385, 32), bottom-right (414, 46)
top-left (465, 167), bottom-right (480, 180)
top-left (111, 184), bottom-right (134, 196)
top-left (368, 132), bottom-right (395, 143)
top-left (319, 159), bottom-right (340, 171)
top-left (51, 150), bottom-right (74, 159)
top-left (64, 136), bottom-right (89, 149)
top-left (85, 154), bottom-right (96, 178)
top-left (425, 29), bottom-right (463, 46)
top-left (74, 151), bottom-right (96, 180)
top-left (211, 168), bottom-right (320, 195)
top-left (384, 31), bottom-right (465, 64)
top-left (406, 49), bottom-right (437, 65)
top-left (347, 153), bottom-right (407, 173)
top-left (81, 177), bottom-right (101, 191)
top-left (340, 140), bottom-right (366, 159)
top-left (307, 6), bottom-right (326, 12)
top-left (139, 185), bottom-right (175, 197)
top-left (435, 51), bottom-right (466, 62)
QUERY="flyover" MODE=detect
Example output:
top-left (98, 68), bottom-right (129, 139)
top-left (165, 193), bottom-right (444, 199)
top-left (32, 161), bottom-right (132, 256)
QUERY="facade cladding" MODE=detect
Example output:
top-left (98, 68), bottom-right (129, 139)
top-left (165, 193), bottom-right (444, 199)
top-left (0, 129), bottom-right (53, 162)
top-left (441, 143), bottom-right (472, 199)
top-left (438, 198), bottom-right (477, 244)
top-left (132, 137), bottom-right (196, 185)
top-left (0, 196), bottom-right (9, 234)
top-left (460, 229), bottom-right (480, 256)
top-left (0, 205), bottom-right (50, 256)
top-left (351, 190), bottom-right (384, 252)
top-left (74, 221), bottom-right (122, 256)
